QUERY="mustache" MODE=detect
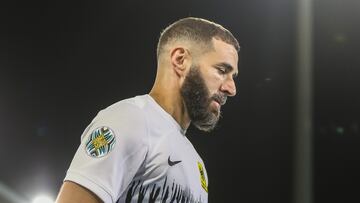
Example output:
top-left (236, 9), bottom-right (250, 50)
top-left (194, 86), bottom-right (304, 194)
top-left (211, 93), bottom-right (227, 106)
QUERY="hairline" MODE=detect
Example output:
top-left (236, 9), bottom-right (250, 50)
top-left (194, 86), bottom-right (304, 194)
top-left (157, 36), bottom-right (237, 61)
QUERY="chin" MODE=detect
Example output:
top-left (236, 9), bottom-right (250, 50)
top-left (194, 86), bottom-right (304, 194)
top-left (210, 105), bottom-right (220, 117)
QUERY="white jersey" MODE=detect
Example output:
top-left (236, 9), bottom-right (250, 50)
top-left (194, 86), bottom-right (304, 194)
top-left (64, 95), bottom-right (209, 203)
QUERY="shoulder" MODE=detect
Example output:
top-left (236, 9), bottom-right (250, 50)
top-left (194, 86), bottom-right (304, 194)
top-left (98, 95), bottom-right (148, 122)
top-left (82, 95), bottom-right (150, 147)
top-left (64, 96), bottom-right (151, 202)
top-left (94, 95), bottom-right (149, 129)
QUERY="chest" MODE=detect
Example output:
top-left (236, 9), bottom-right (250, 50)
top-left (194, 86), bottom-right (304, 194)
top-left (127, 131), bottom-right (208, 202)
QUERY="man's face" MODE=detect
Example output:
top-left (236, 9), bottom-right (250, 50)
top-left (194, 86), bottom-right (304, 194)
top-left (180, 38), bottom-right (238, 132)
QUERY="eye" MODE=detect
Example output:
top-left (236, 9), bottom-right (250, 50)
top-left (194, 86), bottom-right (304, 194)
top-left (216, 67), bottom-right (226, 74)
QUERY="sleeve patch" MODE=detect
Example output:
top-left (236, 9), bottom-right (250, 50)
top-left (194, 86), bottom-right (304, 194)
top-left (85, 126), bottom-right (116, 158)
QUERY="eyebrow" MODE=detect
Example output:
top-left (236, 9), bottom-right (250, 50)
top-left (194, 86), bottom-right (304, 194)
top-left (214, 62), bottom-right (238, 78)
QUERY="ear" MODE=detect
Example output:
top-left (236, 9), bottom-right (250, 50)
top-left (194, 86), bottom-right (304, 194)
top-left (170, 47), bottom-right (191, 78)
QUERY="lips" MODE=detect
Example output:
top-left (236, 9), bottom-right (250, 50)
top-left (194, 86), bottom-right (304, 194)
top-left (213, 99), bottom-right (221, 107)
top-left (212, 96), bottom-right (226, 106)
top-left (212, 100), bottom-right (220, 108)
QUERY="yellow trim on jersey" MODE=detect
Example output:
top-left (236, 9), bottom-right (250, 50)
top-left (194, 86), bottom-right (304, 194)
top-left (197, 161), bottom-right (208, 193)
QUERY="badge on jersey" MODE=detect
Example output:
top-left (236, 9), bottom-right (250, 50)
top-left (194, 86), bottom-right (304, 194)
top-left (197, 161), bottom-right (208, 193)
top-left (85, 126), bottom-right (116, 158)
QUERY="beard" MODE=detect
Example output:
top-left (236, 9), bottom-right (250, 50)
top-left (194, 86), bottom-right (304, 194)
top-left (180, 65), bottom-right (227, 132)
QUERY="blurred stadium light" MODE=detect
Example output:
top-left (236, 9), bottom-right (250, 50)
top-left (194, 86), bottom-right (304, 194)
top-left (32, 195), bottom-right (54, 203)
top-left (293, 0), bottom-right (313, 203)
top-left (0, 181), bottom-right (29, 203)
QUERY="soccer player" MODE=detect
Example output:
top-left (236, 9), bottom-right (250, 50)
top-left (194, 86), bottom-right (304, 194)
top-left (56, 17), bottom-right (239, 203)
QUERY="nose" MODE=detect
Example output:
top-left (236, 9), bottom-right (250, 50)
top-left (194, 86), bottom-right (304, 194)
top-left (220, 76), bottom-right (237, 96)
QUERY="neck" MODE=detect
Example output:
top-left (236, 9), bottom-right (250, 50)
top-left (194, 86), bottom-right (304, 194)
top-left (149, 85), bottom-right (190, 131)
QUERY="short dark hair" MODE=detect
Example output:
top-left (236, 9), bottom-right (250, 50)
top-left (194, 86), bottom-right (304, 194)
top-left (157, 17), bottom-right (240, 59)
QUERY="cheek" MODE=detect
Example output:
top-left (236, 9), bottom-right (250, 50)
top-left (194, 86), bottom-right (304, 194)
top-left (205, 74), bottom-right (223, 94)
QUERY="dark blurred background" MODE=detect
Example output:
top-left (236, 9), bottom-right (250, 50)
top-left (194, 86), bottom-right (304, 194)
top-left (0, 0), bottom-right (359, 202)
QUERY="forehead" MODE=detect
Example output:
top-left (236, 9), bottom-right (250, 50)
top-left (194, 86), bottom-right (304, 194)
top-left (201, 38), bottom-right (239, 72)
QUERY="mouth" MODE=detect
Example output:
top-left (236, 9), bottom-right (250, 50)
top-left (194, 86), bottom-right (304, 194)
top-left (211, 99), bottom-right (222, 114)
top-left (213, 97), bottom-right (226, 106)
top-left (210, 94), bottom-right (227, 114)
top-left (212, 100), bottom-right (220, 107)
top-left (210, 100), bottom-right (220, 116)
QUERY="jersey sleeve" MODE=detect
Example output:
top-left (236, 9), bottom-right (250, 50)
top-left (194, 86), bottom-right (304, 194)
top-left (64, 102), bottom-right (149, 203)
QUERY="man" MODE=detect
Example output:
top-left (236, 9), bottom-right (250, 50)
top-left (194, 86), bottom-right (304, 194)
top-left (56, 17), bottom-right (239, 203)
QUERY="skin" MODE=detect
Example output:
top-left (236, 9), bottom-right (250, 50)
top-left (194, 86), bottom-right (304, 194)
top-left (150, 37), bottom-right (238, 130)
top-left (55, 37), bottom-right (238, 203)
top-left (56, 181), bottom-right (102, 203)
